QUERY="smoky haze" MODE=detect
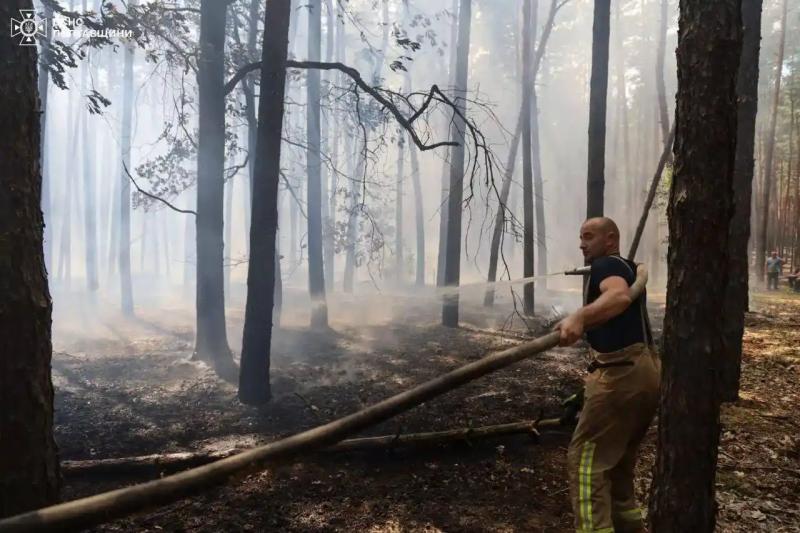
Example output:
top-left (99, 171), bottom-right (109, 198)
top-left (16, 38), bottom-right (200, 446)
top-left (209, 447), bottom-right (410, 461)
top-left (41, 0), bottom-right (791, 352)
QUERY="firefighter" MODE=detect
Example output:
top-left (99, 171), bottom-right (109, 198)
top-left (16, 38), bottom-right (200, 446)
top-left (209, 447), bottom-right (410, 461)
top-left (555, 217), bottom-right (661, 533)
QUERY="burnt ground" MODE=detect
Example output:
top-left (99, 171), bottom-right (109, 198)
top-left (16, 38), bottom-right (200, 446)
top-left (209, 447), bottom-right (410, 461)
top-left (50, 286), bottom-right (800, 532)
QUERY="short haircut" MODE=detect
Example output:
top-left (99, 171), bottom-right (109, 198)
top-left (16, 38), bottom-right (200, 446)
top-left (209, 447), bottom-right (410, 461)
top-left (584, 217), bottom-right (620, 241)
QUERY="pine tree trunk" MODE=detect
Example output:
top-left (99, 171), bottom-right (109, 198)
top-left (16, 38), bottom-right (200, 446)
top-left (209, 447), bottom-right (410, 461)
top-left (322, 0), bottom-right (336, 288)
top-left (437, 0), bottom-right (461, 287)
top-left (441, 0), bottom-right (472, 327)
top-left (531, 84), bottom-right (547, 278)
top-left (410, 133), bottom-right (425, 287)
top-left (756, 0), bottom-right (788, 283)
top-left (649, 1), bottom-right (742, 529)
top-left (306, 0), bottom-right (328, 328)
top-left (81, 0), bottom-right (98, 292)
top-left (530, 0), bottom-right (561, 281)
top-left (614, 0), bottom-right (633, 242)
top-left (0, 0), bottom-right (60, 514)
top-left (224, 169), bottom-right (234, 302)
top-left (140, 216), bottom-right (148, 273)
top-left (58, 103), bottom-right (76, 287)
top-left (655, 0), bottom-right (670, 144)
top-left (119, 0), bottom-right (136, 315)
top-left (243, 0), bottom-right (259, 249)
top-left (521, 0), bottom-right (536, 315)
top-left (343, 138), bottom-right (362, 293)
top-left (239, 0), bottom-right (292, 405)
top-left (484, 110), bottom-right (523, 308)
top-left (586, 0), bottom-right (611, 218)
top-left (395, 137), bottom-right (405, 283)
top-left (183, 195), bottom-right (195, 294)
top-left (195, 0), bottom-right (234, 371)
top-left (39, 0), bottom-right (53, 273)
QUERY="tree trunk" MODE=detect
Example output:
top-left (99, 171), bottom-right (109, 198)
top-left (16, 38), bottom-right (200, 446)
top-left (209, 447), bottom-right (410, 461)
top-left (395, 137), bottom-right (405, 283)
top-left (410, 133), bottom-right (425, 286)
top-left (441, 0), bottom-right (472, 327)
top-left (437, 0), bottom-right (461, 287)
top-left (615, 5), bottom-right (633, 242)
top-left (531, 85), bottom-right (547, 278)
top-left (586, 0), bottom-right (611, 218)
top-left (328, 0), bottom-right (343, 288)
top-left (531, 1), bottom-right (561, 281)
top-left (183, 195), bottom-right (195, 295)
top-left (119, 1), bottom-right (135, 315)
top-left (243, 0), bottom-right (260, 248)
top-left (161, 212), bottom-right (171, 279)
top-left (0, 0), bottom-right (60, 514)
top-left (195, 0), bottom-right (233, 370)
top-left (57, 95), bottom-right (76, 287)
top-left (105, 48), bottom-right (119, 280)
top-left (756, 0), bottom-right (788, 283)
top-left (238, 0), bottom-right (292, 406)
top-left (655, 0), bottom-right (670, 144)
top-left (323, 0), bottom-right (336, 288)
top-left (627, 123), bottom-right (675, 261)
top-left (140, 216), bottom-right (148, 273)
top-left (343, 137), bottom-right (362, 293)
top-left (484, 110), bottom-right (523, 308)
top-left (306, 0), bottom-right (328, 328)
top-left (289, 179), bottom-right (298, 265)
top-left (81, 0), bottom-right (98, 292)
top-left (794, 103), bottom-right (800, 269)
top-left (403, 71), bottom-right (425, 287)
top-left (648, 1), bottom-right (742, 530)
top-left (39, 0), bottom-right (53, 273)
top-left (522, 0), bottom-right (536, 315)
top-left (224, 170), bottom-right (234, 302)
top-left (485, 0), bottom-right (561, 307)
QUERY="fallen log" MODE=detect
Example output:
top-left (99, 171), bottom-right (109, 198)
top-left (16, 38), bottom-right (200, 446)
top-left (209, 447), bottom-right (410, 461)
top-left (0, 265), bottom-right (647, 532)
top-left (61, 418), bottom-right (566, 478)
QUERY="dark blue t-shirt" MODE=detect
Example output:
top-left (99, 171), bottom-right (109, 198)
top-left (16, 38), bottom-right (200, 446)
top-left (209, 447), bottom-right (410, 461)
top-left (585, 255), bottom-right (647, 353)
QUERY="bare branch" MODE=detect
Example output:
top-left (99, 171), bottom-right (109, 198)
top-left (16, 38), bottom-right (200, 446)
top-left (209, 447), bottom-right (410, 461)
top-left (122, 161), bottom-right (197, 216)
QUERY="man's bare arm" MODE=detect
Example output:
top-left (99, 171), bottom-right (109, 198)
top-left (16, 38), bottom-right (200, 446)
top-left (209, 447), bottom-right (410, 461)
top-left (555, 275), bottom-right (633, 346)
top-left (579, 276), bottom-right (633, 329)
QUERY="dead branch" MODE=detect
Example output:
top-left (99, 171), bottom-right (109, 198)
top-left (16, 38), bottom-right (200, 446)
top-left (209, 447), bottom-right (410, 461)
top-left (122, 161), bottom-right (197, 216)
top-left (61, 419), bottom-right (565, 479)
top-left (627, 122), bottom-right (676, 260)
top-left (0, 265), bottom-right (649, 532)
top-left (225, 60), bottom-right (461, 152)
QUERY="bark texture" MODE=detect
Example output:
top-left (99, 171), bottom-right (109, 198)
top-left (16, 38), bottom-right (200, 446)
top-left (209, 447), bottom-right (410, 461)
top-left (720, 0), bottom-right (762, 402)
top-left (0, 0), bottom-right (60, 515)
top-left (648, 1), bottom-right (742, 530)
top-left (586, 0), bottom-right (611, 218)
top-left (195, 0), bottom-right (233, 369)
top-left (306, 0), bottom-right (328, 328)
top-left (521, 0), bottom-right (535, 315)
top-left (238, 0), bottom-right (292, 405)
top-left (441, 0), bottom-right (472, 327)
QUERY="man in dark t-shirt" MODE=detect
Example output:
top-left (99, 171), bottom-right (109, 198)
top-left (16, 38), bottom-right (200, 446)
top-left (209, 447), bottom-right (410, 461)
top-left (555, 217), bottom-right (660, 533)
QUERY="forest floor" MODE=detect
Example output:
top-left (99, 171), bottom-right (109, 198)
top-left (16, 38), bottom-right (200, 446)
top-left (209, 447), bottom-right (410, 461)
top-left (51, 284), bottom-right (800, 532)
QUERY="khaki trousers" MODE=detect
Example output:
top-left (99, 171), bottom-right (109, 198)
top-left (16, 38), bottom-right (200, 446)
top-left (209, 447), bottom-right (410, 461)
top-left (567, 343), bottom-right (660, 533)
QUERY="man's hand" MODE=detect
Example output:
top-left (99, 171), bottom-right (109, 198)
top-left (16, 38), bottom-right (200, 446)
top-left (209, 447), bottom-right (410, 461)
top-left (555, 311), bottom-right (585, 346)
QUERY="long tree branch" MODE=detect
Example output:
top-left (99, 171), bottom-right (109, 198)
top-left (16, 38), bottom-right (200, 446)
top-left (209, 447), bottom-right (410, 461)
top-left (122, 161), bottom-right (197, 216)
top-left (224, 60), bottom-right (461, 152)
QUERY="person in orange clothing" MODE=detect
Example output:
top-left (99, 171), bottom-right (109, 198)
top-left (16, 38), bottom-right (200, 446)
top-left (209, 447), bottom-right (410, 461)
top-left (555, 217), bottom-right (660, 533)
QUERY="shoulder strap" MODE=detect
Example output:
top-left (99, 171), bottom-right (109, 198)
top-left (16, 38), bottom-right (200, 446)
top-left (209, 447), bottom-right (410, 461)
top-left (605, 254), bottom-right (636, 281)
top-left (608, 256), bottom-right (656, 349)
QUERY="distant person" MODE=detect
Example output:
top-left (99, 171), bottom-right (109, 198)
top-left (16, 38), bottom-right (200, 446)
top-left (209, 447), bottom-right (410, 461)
top-left (766, 252), bottom-right (784, 291)
top-left (788, 267), bottom-right (800, 292)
